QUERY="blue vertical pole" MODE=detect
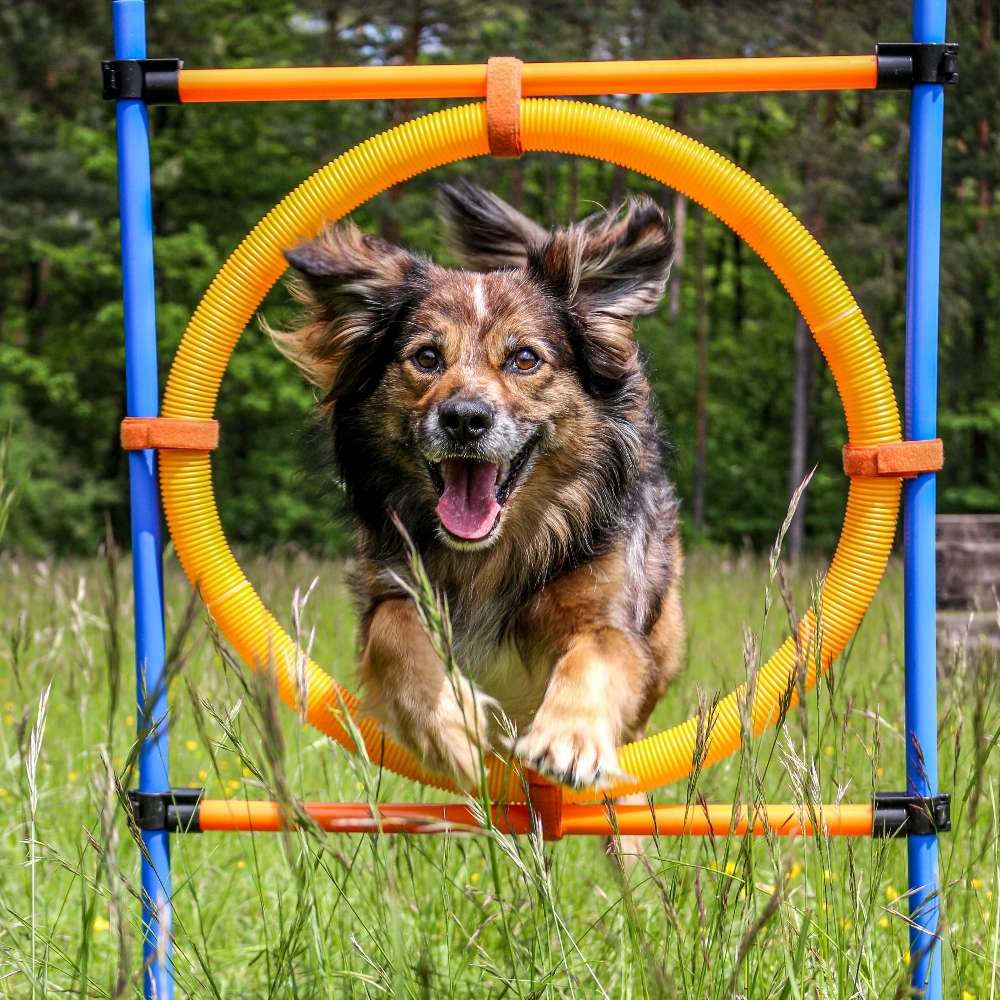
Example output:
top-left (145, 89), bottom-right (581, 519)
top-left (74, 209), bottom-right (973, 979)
top-left (904, 1), bottom-right (946, 997)
top-left (112, 2), bottom-right (173, 998)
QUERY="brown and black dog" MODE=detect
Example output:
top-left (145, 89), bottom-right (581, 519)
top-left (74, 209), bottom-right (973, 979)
top-left (274, 182), bottom-right (683, 790)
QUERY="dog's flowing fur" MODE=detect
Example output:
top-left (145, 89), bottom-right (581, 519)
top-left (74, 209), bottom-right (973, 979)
top-left (274, 182), bottom-right (684, 789)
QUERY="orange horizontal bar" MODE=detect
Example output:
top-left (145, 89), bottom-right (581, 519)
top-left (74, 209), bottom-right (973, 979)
top-left (197, 800), bottom-right (874, 838)
top-left (178, 55), bottom-right (877, 104)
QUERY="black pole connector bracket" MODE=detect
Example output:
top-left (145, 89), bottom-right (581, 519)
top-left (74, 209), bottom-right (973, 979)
top-left (872, 792), bottom-right (951, 838)
top-left (128, 787), bottom-right (204, 833)
top-left (876, 42), bottom-right (958, 89)
top-left (102, 58), bottom-right (183, 103)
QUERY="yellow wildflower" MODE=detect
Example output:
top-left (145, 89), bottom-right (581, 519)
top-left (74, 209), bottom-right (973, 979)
top-left (93, 916), bottom-right (110, 934)
top-left (242, 766), bottom-right (252, 778)
top-left (469, 871), bottom-right (480, 884)
top-left (788, 862), bottom-right (802, 879)
top-left (225, 779), bottom-right (240, 794)
top-left (969, 878), bottom-right (984, 890)
top-left (0, 788), bottom-right (8, 799)
top-left (197, 769), bottom-right (208, 782)
top-left (886, 885), bottom-right (899, 901)
top-left (823, 869), bottom-right (835, 883)
top-left (823, 745), bottom-right (834, 757)
top-left (236, 860), bottom-right (246, 870)
top-left (960, 991), bottom-right (975, 1000)
top-left (725, 861), bottom-right (737, 876)
top-left (68, 771), bottom-right (79, 783)
top-left (184, 739), bottom-right (198, 752)
top-left (842, 918), bottom-right (853, 931)
top-left (3, 714), bottom-right (13, 726)
top-left (879, 917), bottom-right (889, 929)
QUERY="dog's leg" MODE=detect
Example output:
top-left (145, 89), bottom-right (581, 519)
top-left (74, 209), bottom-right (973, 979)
top-left (513, 626), bottom-right (651, 788)
top-left (359, 597), bottom-right (497, 788)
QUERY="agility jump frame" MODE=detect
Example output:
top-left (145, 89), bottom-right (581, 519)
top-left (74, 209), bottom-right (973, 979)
top-left (108, 1), bottom-right (953, 995)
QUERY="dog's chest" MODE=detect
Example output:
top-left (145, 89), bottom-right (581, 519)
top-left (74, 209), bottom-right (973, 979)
top-left (466, 639), bottom-right (550, 731)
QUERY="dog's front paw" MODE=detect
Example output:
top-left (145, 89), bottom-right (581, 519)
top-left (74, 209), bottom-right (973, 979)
top-left (514, 710), bottom-right (626, 790)
top-left (417, 677), bottom-right (500, 790)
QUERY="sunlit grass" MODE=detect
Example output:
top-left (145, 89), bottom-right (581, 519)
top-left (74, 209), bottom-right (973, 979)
top-left (0, 541), bottom-right (997, 997)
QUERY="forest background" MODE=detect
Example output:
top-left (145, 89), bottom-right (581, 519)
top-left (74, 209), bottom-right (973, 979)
top-left (1, 0), bottom-right (997, 558)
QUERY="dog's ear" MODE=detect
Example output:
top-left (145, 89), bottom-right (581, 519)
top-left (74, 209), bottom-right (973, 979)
top-left (272, 222), bottom-right (425, 398)
top-left (439, 180), bottom-right (547, 270)
top-left (529, 196), bottom-right (673, 395)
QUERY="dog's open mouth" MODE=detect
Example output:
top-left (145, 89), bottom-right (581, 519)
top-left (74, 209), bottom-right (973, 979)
top-left (429, 437), bottom-right (537, 542)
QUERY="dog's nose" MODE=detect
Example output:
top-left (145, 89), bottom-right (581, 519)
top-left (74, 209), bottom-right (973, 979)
top-left (439, 398), bottom-right (495, 444)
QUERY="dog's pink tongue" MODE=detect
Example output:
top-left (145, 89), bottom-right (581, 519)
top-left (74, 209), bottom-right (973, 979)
top-left (436, 459), bottom-right (501, 540)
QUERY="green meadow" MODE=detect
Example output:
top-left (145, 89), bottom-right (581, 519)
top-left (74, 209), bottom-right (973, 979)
top-left (0, 542), bottom-right (996, 997)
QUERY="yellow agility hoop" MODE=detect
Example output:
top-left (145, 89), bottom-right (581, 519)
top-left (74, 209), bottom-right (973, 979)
top-left (160, 100), bottom-right (902, 805)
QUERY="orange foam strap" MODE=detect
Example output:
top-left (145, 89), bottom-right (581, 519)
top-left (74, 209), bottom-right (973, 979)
top-left (486, 57), bottom-right (523, 157)
top-left (121, 417), bottom-right (220, 452)
top-left (843, 438), bottom-right (943, 478)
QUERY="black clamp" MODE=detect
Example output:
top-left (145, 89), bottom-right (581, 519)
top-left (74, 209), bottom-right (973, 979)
top-left (102, 58), bottom-right (183, 104)
top-left (876, 42), bottom-right (958, 89)
top-left (127, 787), bottom-right (204, 833)
top-left (872, 792), bottom-right (951, 838)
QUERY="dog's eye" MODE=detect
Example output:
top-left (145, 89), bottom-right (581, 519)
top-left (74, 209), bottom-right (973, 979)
top-left (510, 348), bottom-right (540, 372)
top-left (413, 347), bottom-right (441, 371)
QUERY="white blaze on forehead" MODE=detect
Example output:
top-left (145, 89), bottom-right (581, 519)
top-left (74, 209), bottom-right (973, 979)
top-left (472, 275), bottom-right (488, 324)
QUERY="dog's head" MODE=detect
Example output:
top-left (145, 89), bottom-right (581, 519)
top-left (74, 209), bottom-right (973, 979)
top-left (277, 182), bottom-right (672, 553)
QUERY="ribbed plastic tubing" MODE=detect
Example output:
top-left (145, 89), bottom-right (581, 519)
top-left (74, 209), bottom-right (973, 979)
top-left (161, 101), bottom-right (902, 804)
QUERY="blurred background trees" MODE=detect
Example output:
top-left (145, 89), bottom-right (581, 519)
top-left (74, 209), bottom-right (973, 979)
top-left (0, 0), bottom-right (996, 556)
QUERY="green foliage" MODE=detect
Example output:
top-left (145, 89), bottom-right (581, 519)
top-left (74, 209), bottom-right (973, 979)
top-left (0, 0), bottom-right (996, 554)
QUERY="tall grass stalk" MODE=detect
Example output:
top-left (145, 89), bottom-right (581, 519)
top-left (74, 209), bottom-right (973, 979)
top-left (25, 682), bottom-right (52, 999)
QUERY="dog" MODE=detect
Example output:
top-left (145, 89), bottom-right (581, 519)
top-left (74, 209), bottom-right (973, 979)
top-left (273, 182), bottom-right (684, 792)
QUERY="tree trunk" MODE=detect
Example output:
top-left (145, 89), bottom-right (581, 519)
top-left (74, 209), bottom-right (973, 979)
top-left (567, 157), bottom-right (579, 219)
top-left (543, 158), bottom-right (556, 227)
top-left (323, 0), bottom-right (342, 64)
top-left (731, 229), bottom-right (744, 336)
top-left (668, 192), bottom-right (687, 322)
top-left (786, 311), bottom-right (813, 559)
top-left (785, 93), bottom-right (831, 560)
top-left (692, 207), bottom-right (709, 532)
top-left (970, 0), bottom-right (993, 468)
top-left (382, 1), bottom-right (424, 242)
top-left (25, 257), bottom-right (51, 353)
top-left (609, 93), bottom-right (641, 206)
top-left (667, 97), bottom-right (688, 322)
top-left (508, 159), bottom-right (524, 211)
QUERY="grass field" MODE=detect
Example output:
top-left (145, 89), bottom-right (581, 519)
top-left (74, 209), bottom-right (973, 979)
top-left (0, 540), bottom-right (997, 998)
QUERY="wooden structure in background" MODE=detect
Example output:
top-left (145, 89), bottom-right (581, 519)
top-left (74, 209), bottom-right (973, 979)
top-left (937, 514), bottom-right (1000, 650)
